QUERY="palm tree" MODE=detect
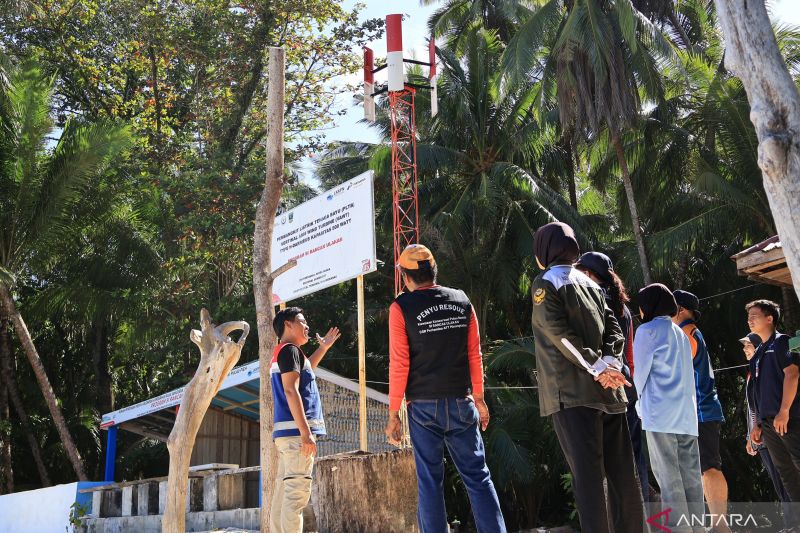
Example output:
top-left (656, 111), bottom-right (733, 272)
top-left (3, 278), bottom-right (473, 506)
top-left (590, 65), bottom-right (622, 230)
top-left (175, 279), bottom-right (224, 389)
top-left (0, 63), bottom-right (133, 481)
top-left (585, 9), bottom-right (800, 287)
top-left (424, 0), bottom-right (533, 45)
top-left (502, 0), bottom-right (681, 284)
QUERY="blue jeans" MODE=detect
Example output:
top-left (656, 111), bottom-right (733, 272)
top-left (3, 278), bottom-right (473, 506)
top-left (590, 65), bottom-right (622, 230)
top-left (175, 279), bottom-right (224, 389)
top-left (408, 397), bottom-right (506, 533)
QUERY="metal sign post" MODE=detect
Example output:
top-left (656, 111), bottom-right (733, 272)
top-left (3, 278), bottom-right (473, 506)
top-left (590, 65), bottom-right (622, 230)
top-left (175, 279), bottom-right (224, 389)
top-left (357, 275), bottom-right (368, 451)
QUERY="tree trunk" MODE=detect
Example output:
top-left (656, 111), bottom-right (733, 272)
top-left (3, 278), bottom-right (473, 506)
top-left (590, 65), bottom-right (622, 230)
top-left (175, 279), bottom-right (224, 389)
top-left (561, 134), bottom-right (578, 211)
top-left (611, 132), bottom-right (653, 285)
top-left (162, 310), bottom-right (249, 533)
top-left (668, 11), bottom-right (692, 51)
top-left (782, 286), bottom-right (800, 335)
top-left (253, 47), bottom-right (288, 533)
top-left (0, 318), bottom-right (12, 493)
top-left (92, 319), bottom-right (114, 477)
top-left (504, 302), bottom-right (525, 338)
top-left (0, 316), bottom-right (51, 487)
top-left (713, 0), bottom-right (800, 302)
top-left (92, 319), bottom-right (114, 419)
top-left (0, 283), bottom-right (86, 481)
top-left (312, 449), bottom-right (419, 533)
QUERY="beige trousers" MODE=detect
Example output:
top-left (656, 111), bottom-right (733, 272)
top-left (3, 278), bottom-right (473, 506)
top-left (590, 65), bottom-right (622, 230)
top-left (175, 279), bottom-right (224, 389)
top-left (269, 436), bottom-right (314, 533)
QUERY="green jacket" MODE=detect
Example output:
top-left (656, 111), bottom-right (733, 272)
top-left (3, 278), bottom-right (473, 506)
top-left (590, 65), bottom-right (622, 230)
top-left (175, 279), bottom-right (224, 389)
top-left (531, 264), bottom-right (627, 416)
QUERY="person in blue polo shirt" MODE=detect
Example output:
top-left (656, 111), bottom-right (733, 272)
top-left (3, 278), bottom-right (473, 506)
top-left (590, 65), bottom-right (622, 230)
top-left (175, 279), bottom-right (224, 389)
top-left (270, 307), bottom-right (340, 533)
top-left (748, 299), bottom-right (800, 510)
top-left (672, 290), bottom-right (728, 532)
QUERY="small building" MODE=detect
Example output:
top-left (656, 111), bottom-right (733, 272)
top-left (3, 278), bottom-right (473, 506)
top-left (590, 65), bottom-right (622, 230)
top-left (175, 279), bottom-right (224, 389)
top-left (731, 235), bottom-right (794, 288)
top-left (52, 360), bottom-right (398, 531)
top-left (101, 359), bottom-right (394, 484)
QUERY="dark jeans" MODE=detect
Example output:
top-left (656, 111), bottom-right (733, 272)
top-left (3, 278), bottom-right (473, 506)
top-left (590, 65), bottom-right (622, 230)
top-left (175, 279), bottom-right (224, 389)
top-left (760, 447), bottom-right (792, 502)
top-left (552, 406), bottom-right (644, 533)
top-left (762, 418), bottom-right (800, 503)
top-left (758, 447), bottom-right (795, 527)
top-left (408, 397), bottom-right (506, 533)
top-left (626, 392), bottom-right (650, 502)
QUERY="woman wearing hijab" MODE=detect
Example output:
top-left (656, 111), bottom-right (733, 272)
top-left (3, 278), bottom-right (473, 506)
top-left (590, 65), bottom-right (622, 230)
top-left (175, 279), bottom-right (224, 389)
top-left (633, 284), bottom-right (703, 533)
top-left (531, 222), bottom-right (644, 533)
top-left (575, 252), bottom-right (650, 502)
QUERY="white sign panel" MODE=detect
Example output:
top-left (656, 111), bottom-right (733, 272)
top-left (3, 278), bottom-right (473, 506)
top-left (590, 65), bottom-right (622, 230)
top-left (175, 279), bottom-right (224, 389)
top-left (271, 171), bottom-right (377, 304)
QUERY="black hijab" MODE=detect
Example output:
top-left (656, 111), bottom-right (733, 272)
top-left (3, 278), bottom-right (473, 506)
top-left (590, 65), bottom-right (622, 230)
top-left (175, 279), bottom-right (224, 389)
top-left (638, 283), bottom-right (678, 323)
top-left (534, 222), bottom-right (580, 268)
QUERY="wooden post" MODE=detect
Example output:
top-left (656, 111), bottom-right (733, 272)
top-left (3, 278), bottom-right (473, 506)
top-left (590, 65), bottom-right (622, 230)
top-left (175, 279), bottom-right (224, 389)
top-left (357, 275), bottom-right (368, 451)
top-left (253, 46), bottom-right (288, 533)
top-left (161, 310), bottom-right (249, 533)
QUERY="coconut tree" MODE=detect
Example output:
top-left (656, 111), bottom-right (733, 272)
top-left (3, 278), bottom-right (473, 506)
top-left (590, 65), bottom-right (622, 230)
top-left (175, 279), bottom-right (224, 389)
top-left (502, 0), bottom-right (681, 284)
top-left (424, 0), bottom-right (533, 45)
top-left (0, 63), bottom-right (132, 480)
top-left (585, 8), bottom-right (800, 288)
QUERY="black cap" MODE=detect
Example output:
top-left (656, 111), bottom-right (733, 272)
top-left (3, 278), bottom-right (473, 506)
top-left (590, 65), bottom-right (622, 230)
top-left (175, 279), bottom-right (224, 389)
top-left (673, 290), bottom-right (701, 320)
top-left (739, 333), bottom-right (762, 348)
top-left (575, 252), bottom-right (614, 284)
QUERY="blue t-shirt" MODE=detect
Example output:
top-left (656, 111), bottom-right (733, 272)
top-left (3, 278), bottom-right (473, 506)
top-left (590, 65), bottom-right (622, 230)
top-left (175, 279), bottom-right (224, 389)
top-left (271, 343), bottom-right (326, 439)
top-left (679, 320), bottom-right (724, 423)
top-left (750, 332), bottom-right (800, 422)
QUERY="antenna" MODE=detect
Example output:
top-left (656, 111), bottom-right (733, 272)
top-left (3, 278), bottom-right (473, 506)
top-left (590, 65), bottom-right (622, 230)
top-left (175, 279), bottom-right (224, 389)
top-left (362, 14), bottom-right (439, 295)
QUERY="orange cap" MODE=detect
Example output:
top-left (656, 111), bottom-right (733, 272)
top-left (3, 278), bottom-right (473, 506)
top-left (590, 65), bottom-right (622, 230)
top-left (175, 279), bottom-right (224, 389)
top-left (398, 244), bottom-right (436, 270)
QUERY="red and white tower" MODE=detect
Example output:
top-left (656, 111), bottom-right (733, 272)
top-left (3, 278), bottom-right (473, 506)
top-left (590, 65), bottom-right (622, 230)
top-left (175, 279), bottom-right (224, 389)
top-left (364, 14), bottom-right (438, 295)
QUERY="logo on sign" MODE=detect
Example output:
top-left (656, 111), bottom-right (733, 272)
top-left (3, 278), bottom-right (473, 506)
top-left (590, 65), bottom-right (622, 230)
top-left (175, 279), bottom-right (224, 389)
top-left (348, 178), bottom-right (366, 190)
top-left (362, 259), bottom-right (371, 272)
top-left (288, 212), bottom-right (294, 223)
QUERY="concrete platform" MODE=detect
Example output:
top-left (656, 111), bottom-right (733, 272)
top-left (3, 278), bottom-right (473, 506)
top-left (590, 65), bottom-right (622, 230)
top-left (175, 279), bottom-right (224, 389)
top-left (80, 508), bottom-right (260, 533)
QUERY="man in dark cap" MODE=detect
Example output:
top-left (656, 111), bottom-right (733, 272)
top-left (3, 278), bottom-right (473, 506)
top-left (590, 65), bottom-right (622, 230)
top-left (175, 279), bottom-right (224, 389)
top-left (673, 290), bottom-right (729, 532)
top-left (531, 222), bottom-right (644, 533)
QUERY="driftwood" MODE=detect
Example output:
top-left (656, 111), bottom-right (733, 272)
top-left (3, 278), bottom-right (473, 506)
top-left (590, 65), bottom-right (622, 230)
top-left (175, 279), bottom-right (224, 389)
top-left (312, 449), bottom-right (419, 533)
top-left (714, 0), bottom-right (800, 301)
top-left (161, 309), bottom-right (249, 533)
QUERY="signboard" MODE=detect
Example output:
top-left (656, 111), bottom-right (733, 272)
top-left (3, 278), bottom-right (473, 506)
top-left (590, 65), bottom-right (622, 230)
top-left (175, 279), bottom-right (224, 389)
top-left (271, 171), bottom-right (377, 303)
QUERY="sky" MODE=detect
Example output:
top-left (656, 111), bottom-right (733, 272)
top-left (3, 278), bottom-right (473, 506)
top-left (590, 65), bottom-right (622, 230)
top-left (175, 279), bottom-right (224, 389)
top-left (299, 0), bottom-right (800, 185)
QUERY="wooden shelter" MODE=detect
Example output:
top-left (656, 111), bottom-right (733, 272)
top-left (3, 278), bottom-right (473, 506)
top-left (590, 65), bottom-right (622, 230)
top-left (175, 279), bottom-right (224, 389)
top-left (731, 235), bottom-right (794, 288)
top-left (100, 360), bottom-right (394, 486)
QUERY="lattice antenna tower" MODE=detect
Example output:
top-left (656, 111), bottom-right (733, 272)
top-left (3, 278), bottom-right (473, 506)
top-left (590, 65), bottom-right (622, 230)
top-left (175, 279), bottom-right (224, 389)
top-left (364, 14), bottom-right (438, 296)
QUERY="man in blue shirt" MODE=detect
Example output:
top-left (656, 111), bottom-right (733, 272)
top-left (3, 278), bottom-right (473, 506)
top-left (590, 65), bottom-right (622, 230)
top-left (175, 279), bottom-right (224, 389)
top-left (270, 307), bottom-right (340, 533)
top-left (673, 290), bottom-right (729, 532)
top-left (748, 299), bottom-right (800, 509)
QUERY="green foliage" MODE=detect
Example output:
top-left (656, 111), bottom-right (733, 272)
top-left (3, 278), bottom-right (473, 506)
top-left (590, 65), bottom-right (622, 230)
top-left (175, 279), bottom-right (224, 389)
top-left (1, 0), bottom-right (799, 530)
top-left (67, 501), bottom-right (89, 532)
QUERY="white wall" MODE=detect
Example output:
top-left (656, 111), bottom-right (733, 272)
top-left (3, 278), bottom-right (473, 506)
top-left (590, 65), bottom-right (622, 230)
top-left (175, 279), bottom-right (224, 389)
top-left (0, 482), bottom-right (82, 533)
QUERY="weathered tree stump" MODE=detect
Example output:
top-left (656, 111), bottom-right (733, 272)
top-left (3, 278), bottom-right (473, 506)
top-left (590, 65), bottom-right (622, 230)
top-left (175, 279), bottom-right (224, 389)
top-left (162, 309), bottom-right (249, 533)
top-left (312, 448), bottom-right (419, 533)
